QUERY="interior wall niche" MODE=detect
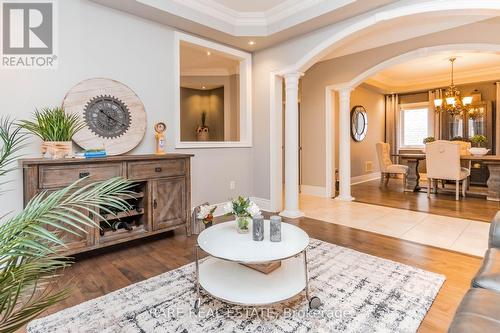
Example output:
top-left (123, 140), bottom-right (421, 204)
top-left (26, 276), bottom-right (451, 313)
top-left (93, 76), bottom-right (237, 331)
top-left (175, 34), bottom-right (251, 148)
top-left (180, 86), bottom-right (225, 141)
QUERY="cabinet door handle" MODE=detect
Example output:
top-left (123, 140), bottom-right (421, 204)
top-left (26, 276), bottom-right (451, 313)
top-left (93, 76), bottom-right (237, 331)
top-left (153, 199), bottom-right (158, 209)
top-left (155, 167), bottom-right (162, 173)
top-left (79, 171), bottom-right (90, 178)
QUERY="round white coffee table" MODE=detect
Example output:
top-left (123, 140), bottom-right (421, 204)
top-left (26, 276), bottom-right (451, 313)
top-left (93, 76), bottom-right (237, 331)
top-left (193, 220), bottom-right (321, 312)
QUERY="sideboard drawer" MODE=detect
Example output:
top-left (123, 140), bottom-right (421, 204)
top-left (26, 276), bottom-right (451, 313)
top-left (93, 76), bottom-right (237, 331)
top-left (127, 159), bottom-right (185, 180)
top-left (39, 163), bottom-right (123, 189)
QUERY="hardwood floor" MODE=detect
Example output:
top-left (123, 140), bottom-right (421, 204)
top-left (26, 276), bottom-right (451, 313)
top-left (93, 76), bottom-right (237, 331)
top-left (352, 178), bottom-right (500, 222)
top-left (36, 217), bottom-right (482, 333)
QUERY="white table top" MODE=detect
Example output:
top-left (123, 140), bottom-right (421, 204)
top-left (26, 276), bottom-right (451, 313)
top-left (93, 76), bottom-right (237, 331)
top-left (197, 220), bottom-right (309, 263)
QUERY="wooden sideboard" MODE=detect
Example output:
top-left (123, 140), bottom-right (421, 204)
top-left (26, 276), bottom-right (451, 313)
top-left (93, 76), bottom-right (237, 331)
top-left (20, 154), bottom-right (193, 255)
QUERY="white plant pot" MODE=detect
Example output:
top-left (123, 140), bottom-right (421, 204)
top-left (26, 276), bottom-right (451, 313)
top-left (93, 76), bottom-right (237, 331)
top-left (468, 147), bottom-right (490, 156)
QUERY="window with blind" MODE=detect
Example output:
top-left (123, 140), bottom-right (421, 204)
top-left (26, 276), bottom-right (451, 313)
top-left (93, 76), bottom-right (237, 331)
top-left (400, 106), bottom-right (429, 148)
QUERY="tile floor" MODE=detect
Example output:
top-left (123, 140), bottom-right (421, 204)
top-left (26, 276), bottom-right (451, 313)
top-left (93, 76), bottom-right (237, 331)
top-left (300, 194), bottom-right (489, 257)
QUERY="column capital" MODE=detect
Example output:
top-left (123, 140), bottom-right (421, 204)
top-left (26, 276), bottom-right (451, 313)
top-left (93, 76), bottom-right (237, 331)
top-left (338, 87), bottom-right (353, 102)
top-left (283, 71), bottom-right (304, 82)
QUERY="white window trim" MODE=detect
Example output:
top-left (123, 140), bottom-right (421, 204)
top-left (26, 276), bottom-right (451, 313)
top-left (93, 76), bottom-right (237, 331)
top-left (398, 102), bottom-right (430, 150)
top-left (174, 31), bottom-right (252, 149)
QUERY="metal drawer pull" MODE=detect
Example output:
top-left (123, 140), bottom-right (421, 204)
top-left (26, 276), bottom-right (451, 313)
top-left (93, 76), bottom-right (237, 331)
top-left (79, 171), bottom-right (90, 178)
top-left (153, 199), bottom-right (158, 209)
top-left (155, 167), bottom-right (162, 172)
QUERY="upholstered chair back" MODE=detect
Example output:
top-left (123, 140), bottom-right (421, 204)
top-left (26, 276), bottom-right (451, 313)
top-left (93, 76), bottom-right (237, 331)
top-left (426, 140), bottom-right (461, 180)
top-left (376, 142), bottom-right (393, 173)
top-left (452, 140), bottom-right (472, 156)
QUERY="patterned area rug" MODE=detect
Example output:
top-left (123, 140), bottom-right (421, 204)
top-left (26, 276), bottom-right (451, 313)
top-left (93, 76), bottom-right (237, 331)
top-left (28, 239), bottom-right (445, 333)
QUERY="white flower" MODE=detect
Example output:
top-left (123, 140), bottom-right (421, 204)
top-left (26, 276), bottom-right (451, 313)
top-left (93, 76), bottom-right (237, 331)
top-left (224, 202), bottom-right (234, 215)
top-left (247, 201), bottom-right (261, 217)
top-left (197, 204), bottom-right (215, 219)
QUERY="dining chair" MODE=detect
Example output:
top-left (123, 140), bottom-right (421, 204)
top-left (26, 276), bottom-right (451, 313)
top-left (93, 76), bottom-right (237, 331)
top-left (375, 142), bottom-right (408, 189)
top-left (426, 140), bottom-right (470, 200)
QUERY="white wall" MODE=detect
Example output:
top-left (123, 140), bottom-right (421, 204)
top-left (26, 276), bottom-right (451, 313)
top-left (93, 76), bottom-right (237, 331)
top-left (0, 0), bottom-right (253, 219)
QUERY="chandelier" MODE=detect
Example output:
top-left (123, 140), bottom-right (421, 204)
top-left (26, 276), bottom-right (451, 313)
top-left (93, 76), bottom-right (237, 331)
top-left (434, 57), bottom-right (473, 117)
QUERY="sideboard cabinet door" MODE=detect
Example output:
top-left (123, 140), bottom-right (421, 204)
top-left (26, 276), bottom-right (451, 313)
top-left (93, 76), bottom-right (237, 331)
top-left (152, 177), bottom-right (187, 230)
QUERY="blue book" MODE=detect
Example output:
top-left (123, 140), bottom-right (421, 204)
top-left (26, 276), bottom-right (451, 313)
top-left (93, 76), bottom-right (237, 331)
top-left (84, 151), bottom-right (107, 158)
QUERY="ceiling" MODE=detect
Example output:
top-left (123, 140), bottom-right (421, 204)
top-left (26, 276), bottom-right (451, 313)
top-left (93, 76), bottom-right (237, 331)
top-left (180, 41), bottom-right (240, 76)
top-left (91, 0), bottom-right (398, 51)
top-left (365, 51), bottom-right (500, 93)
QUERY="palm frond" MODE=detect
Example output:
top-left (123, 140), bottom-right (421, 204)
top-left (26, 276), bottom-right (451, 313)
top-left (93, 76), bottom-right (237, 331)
top-left (0, 117), bottom-right (27, 179)
top-left (0, 177), bottom-right (133, 333)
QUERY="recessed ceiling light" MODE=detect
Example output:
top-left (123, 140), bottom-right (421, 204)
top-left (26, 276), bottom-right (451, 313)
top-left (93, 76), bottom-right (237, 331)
top-left (206, 51), bottom-right (211, 56)
top-left (248, 41), bottom-right (255, 46)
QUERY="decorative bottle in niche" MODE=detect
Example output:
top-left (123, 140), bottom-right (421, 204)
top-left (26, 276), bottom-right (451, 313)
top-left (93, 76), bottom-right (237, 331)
top-left (270, 215), bottom-right (282, 242)
top-left (252, 215), bottom-right (264, 241)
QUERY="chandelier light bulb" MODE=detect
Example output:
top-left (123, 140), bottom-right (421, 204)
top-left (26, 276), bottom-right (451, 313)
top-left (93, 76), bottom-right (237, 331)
top-left (462, 96), bottom-right (473, 105)
top-left (446, 97), bottom-right (456, 106)
top-left (434, 99), bottom-right (443, 107)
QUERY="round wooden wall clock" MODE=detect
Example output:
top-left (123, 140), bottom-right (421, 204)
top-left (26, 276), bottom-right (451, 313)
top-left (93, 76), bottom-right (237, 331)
top-left (62, 78), bottom-right (147, 155)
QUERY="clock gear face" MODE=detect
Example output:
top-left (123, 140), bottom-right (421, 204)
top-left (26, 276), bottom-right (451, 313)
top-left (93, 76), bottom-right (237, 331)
top-left (83, 95), bottom-right (131, 139)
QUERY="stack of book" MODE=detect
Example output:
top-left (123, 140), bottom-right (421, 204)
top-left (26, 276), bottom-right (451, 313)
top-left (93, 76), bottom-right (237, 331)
top-left (76, 149), bottom-right (107, 158)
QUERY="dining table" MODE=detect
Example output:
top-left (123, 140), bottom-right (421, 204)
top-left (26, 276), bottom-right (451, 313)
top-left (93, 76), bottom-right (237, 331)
top-left (392, 153), bottom-right (500, 201)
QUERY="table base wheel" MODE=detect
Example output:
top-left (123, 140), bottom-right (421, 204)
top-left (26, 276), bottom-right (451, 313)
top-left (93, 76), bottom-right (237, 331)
top-left (194, 298), bottom-right (201, 314)
top-left (309, 296), bottom-right (322, 309)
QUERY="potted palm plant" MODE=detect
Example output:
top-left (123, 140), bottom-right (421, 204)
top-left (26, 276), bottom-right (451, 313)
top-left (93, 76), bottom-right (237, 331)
top-left (20, 107), bottom-right (84, 159)
top-left (0, 117), bottom-right (132, 332)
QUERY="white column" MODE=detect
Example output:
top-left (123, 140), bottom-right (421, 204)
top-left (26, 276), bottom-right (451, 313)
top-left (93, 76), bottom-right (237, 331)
top-left (336, 87), bottom-right (354, 201)
top-left (280, 72), bottom-right (305, 218)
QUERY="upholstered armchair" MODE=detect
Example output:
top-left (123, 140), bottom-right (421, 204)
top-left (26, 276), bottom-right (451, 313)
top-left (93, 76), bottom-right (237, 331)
top-left (425, 140), bottom-right (470, 200)
top-left (375, 142), bottom-right (408, 189)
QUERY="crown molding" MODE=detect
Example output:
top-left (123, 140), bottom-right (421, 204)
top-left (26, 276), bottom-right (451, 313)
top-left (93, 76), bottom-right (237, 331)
top-left (136, 0), bottom-right (356, 36)
top-left (366, 65), bottom-right (500, 93)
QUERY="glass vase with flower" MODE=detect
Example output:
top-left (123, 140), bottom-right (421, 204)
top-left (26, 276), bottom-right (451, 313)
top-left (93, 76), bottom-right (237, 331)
top-left (224, 196), bottom-right (261, 234)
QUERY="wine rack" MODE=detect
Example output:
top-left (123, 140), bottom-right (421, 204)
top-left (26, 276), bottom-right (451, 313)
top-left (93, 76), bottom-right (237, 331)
top-left (99, 182), bottom-right (147, 244)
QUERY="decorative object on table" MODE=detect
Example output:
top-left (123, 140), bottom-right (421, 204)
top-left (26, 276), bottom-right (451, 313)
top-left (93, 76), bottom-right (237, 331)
top-left (27, 240), bottom-right (445, 333)
top-left (350, 105), bottom-right (368, 142)
top-left (252, 214), bottom-right (264, 241)
top-left (469, 134), bottom-right (489, 156)
top-left (224, 196), bottom-right (260, 234)
top-left (62, 78), bottom-right (147, 156)
top-left (197, 204), bottom-right (217, 229)
top-left (1, 117), bottom-right (134, 333)
top-left (191, 202), bottom-right (208, 235)
top-left (196, 111), bottom-right (209, 141)
top-left (270, 215), bottom-right (282, 242)
top-left (154, 122), bottom-right (166, 154)
top-left (433, 57), bottom-right (473, 117)
top-left (20, 107), bottom-right (84, 159)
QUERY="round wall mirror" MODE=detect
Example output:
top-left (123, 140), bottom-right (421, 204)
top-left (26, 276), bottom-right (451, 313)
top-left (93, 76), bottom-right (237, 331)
top-left (351, 105), bottom-right (368, 142)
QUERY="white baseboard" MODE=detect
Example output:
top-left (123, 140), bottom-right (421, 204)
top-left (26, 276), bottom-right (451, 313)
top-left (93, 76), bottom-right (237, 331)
top-left (351, 172), bottom-right (381, 185)
top-left (300, 185), bottom-right (327, 197)
top-left (250, 197), bottom-right (272, 212)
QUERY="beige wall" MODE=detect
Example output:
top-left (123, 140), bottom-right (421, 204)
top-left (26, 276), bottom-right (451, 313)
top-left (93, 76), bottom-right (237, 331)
top-left (301, 83), bottom-right (384, 188)
top-left (349, 86), bottom-right (385, 177)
